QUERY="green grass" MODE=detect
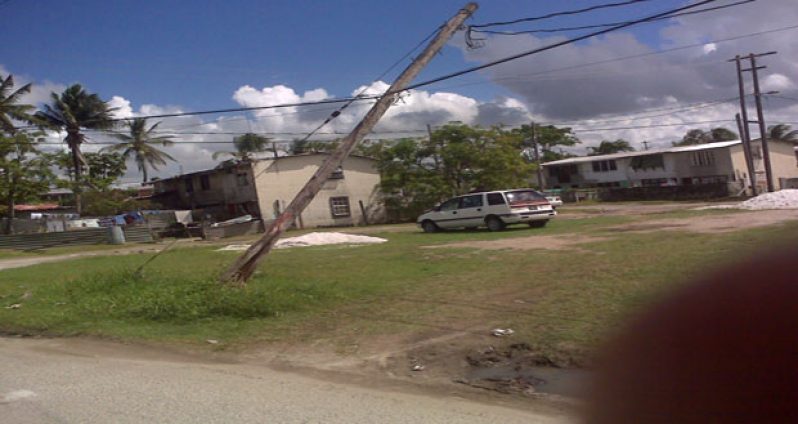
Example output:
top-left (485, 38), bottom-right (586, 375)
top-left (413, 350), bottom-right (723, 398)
top-left (1, 212), bottom-right (795, 365)
top-left (0, 242), bottom-right (152, 260)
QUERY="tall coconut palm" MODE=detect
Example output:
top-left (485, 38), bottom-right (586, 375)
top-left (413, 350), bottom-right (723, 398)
top-left (213, 132), bottom-right (271, 162)
top-left (103, 118), bottom-right (175, 183)
top-left (35, 84), bottom-right (116, 213)
top-left (0, 74), bottom-right (35, 135)
top-left (767, 124), bottom-right (798, 144)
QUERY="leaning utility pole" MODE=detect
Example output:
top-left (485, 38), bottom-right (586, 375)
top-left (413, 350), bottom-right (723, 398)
top-left (746, 51), bottom-right (777, 192)
top-left (220, 3), bottom-right (479, 284)
top-left (731, 54), bottom-right (756, 194)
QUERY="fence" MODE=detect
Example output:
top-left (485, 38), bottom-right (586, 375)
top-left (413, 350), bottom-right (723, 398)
top-left (0, 225), bottom-right (155, 251)
top-left (597, 183), bottom-right (731, 202)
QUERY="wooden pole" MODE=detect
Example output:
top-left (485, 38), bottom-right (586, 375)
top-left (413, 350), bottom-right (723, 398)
top-left (748, 53), bottom-right (776, 192)
top-left (220, 3), bottom-right (479, 284)
top-left (531, 122), bottom-right (544, 190)
top-left (735, 113), bottom-right (757, 196)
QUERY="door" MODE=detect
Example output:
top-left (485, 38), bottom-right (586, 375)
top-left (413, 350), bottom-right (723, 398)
top-left (456, 194), bottom-right (486, 228)
top-left (433, 197), bottom-right (462, 229)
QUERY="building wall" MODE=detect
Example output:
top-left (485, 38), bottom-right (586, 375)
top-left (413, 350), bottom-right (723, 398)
top-left (251, 155), bottom-right (384, 228)
top-left (669, 148), bottom-right (736, 181)
top-left (767, 141), bottom-right (798, 189)
top-left (152, 164), bottom-right (260, 219)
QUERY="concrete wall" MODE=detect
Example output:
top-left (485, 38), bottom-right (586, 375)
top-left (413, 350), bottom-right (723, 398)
top-left (251, 155), bottom-right (385, 228)
top-left (669, 148), bottom-right (736, 181)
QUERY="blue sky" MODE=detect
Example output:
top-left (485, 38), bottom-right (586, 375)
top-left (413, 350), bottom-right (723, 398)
top-left (1, 0), bottom-right (682, 110)
top-left (3, 0), bottom-right (796, 179)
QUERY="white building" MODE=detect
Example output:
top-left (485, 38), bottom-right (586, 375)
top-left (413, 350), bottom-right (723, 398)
top-left (542, 139), bottom-right (798, 194)
top-left (151, 153), bottom-right (385, 228)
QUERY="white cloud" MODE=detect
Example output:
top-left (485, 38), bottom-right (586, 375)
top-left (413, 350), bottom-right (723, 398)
top-left (762, 74), bottom-right (795, 92)
top-left (702, 43), bottom-right (717, 54)
top-left (108, 96), bottom-right (133, 119)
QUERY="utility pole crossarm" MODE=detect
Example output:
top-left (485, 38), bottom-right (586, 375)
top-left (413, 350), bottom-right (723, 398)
top-left (220, 3), bottom-right (479, 284)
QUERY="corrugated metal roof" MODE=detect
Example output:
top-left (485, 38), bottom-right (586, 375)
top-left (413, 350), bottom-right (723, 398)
top-left (542, 140), bottom-right (742, 166)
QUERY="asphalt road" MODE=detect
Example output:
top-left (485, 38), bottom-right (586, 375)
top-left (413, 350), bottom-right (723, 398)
top-left (0, 338), bottom-right (572, 423)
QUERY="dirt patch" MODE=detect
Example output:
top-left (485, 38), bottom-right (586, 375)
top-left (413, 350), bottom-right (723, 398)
top-left (423, 234), bottom-right (608, 251)
top-left (607, 209), bottom-right (798, 234)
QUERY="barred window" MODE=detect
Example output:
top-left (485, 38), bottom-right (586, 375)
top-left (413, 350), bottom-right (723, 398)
top-left (329, 196), bottom-right (351, 217)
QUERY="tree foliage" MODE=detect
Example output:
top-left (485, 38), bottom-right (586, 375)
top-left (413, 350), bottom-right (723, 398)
top-left (214, 133), bottom-right (272, 162)
top-left (767, 124), bottom-right (798, 143)
top-left (588, 139), bottom-right (635, 156)
top-left (375, 124), bottom-right (536, 221)
top-left (673, 127), bottom-right (738, 146)
top-left (0, 133), bottom-right (55, 232)
top-left (48, 151), bottom-right (126, 192)
top-left (103, 118), bottom-right (175, 183)
top-left (513, 124), bottom-right (581, 162)
top-left (0, 74), bottom-right (36, 134)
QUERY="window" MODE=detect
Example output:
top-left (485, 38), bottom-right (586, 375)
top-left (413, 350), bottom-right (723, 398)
top-left (630, 154), bottom-right (664, 171)
top-left (329, 196), bottom-right (351, 217)
top-left (236, 173), bottom-right (249, 187)
top-left (591, 160), bottom-right (617, 172)
top-left (200, 174), bottom-right (211, 190)
top-left (330, 166), bottom-right (344, 179)
top-left (487, 193), bottom-right (506, 206)
top-left (185, 177), bottom-right (194, 193)
top-left (459, 194), bottom-right (483, 209)
top-left (439, 198), bottom-right (460, 211)
top-left (690, 151), bottom-right (716, 167)
top-left (505, 190), bottom-right (546, 205)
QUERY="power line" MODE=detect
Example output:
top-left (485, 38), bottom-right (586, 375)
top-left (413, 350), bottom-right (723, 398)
top-left (399, 0), bottom-right (725, 94)
top-left (570, 119), bottom-right (735, 133)
top-left (429, 23), bottom-right (798, 92)
top-left (472, 0), bottom-right (754, 35)
top-left (293, 24), bottom-right (445, 144)
top-left (470, 0), bottom-right (651, 29)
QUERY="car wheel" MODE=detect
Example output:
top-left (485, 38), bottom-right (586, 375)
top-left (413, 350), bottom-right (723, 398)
top-left (485, 216), bottom-right (506, 232)
top-left (528, 220), bottom-right (548, 228)
top-left (421, 220), bottom-right (438, 233)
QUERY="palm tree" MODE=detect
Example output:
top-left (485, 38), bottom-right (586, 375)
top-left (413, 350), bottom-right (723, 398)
top-left (103, 118), bottom-right (175, 183)
top-left (35, 84), bottom-right (116, 213)
top-left (588, 139), bottom-right (635, 156)
top-left (213, 133), bottom-right (271, 162)
top-left (0, 74), bottom-right (35, 135)
top-left (767, 124), bottom-right (798, 144)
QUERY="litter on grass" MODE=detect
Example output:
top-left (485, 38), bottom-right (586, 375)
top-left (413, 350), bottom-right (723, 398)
top-left (699, 189), bottom-right (798, 210)
top-left (491, 328), bottom-right (515, 337)
top-left (216, 232), bottom-right (387, 251)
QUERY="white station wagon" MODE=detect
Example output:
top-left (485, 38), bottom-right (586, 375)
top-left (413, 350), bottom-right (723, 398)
top-left (417, 189), bottom-right (556, 232)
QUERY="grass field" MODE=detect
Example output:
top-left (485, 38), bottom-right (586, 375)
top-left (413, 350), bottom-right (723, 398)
top-left (1, 210), bottom-right (795, 365)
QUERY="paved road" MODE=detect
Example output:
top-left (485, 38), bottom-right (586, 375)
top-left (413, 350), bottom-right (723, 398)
top-left (0, 338), bottom-right (572, 423)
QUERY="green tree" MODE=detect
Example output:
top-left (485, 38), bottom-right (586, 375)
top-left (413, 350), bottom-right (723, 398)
top-left (103, 118), bottom-right (175, 183)
top-left (213, 133), bottom-right (271, 162)
top-left (588, 139), bottom-right (635, 156)
top-left (514, 124), bottom-right (581, 162)
top-left (0, 132), bottom-right (55, 233)
top-left (35, 84), bottom-right (117, 213)
top-left (673, 127), bottom-right (738, 146)
top-left (49, 151), bottom-right (126, 192)
top-left (375, 124), bottom-right (536, 221)
top-left (767, 124), bottom-right (798, 143)
top-left (0, 74), bottom-right (36, 135)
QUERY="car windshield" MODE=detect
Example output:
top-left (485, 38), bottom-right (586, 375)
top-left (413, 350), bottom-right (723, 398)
top-left (505, 190), bottom-right (546, 204)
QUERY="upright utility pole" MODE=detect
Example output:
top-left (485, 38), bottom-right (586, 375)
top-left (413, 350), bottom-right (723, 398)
top-left (746, 51), bottom-right (777, 192)
top-left (731, 51), bottom-right (777, 193)
top-left (221, 3), bottom-right (479, 284)
top-left (735, 113), bottom-right (757, 195)
top-left (530, 123), bottom-right (544, 189)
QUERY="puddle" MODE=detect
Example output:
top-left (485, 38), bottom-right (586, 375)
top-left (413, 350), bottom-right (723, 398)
top-left (459, 343), bottom-right (592, 398)
top-left (465, 365), bottom-right (591, 398)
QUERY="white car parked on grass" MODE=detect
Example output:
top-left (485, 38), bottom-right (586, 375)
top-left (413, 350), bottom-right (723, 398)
top-left (545, 195), bottom-right (563, 208)
top-left (417, 189), bottom-right (556, 232)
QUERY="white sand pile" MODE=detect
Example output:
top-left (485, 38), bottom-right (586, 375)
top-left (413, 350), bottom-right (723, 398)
top-left (700, 189), bottom-right (798, 210)
top-left (216, 232), bottom-right (387, 251)
top-left (737, 189), bottom-right (798, 210)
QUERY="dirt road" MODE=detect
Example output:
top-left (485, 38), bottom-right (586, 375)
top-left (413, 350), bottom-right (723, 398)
top-left (0, 337), bottom-right (573, 423)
